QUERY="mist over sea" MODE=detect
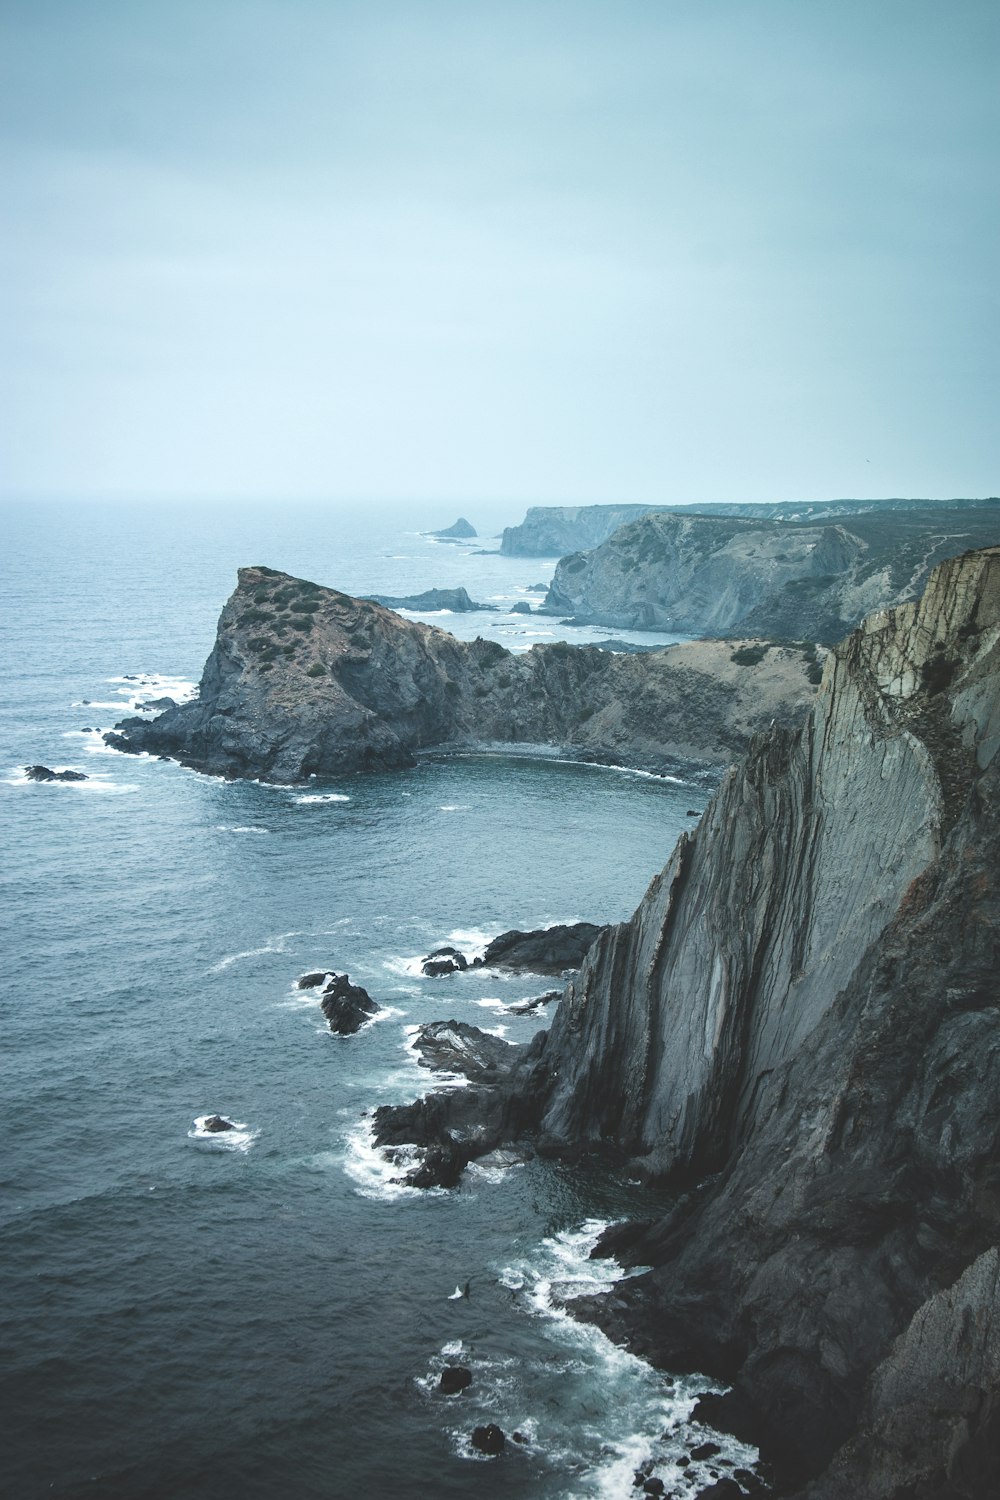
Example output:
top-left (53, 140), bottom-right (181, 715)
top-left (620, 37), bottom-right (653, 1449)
top-left (1, 500), bottom-right (750, 1498)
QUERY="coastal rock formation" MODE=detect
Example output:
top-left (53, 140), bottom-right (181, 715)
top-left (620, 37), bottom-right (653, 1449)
top-left (476, 922), bottom-right (605, 974)
top-left (104, 567), bottom-right (819, 781)
top-left (501, 496), bottom-right (1000, 558)
top-left (544, 502), bottom-right (1000, 643)
top-left (411, 1021), bottom-right (517, 1082)
top-left (318, 973), bottom-right (380, 1034)
top-left (429, 517), bottom-right (477, 539)
top-left (24, 765), bottom-right (88, 782)
top-left (364, 587), bottom-right (491, 613)
top-left (374, 546), bottom-right (1000, 1494)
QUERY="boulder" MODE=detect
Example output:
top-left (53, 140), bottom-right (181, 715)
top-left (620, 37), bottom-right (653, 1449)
top-left (438, 1366), bottom-right (473, 1395)
top-left (476, 923), bottom-right (605, 975)
top-left (319, 973), bottom-right (380, 1034)
top-left (412, 1021), bottom-right (518, 1082)
top-left (509, 600), bottom-right (533, 614)
top-left (202, 1115), bottom-right (235, 1133)
top-left (401, 1143), bottom-right (466, 1189)
top-left (421, 945), bottom-right (468, 977)
top-left (470, 1424), bottom-right (505, 1456)
top-left (24, 765), bottom-right (88, 782)
top-left (296, 971), bottom-right (331, 989)
top-left (506, 989), bottom-right (562, 1015)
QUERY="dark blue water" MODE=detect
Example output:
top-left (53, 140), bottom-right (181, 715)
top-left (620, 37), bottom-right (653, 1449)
top-left (1, 501), bottom-right (751, 1498)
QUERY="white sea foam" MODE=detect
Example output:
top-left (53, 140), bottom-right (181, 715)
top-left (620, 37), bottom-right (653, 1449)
top-left (341, 1117), bottom-right (449, 1202)
top-left (188, 1115), bottom-right (258, 1152)
top-left (4, 766), bottom-right (138, 794)
top-left (437, 804), bottom-right (469, 812)
top-left (213, 824), bottom-right (269, 834)
top-left (208, 931), bottom-right (300, 973)
top-left (293, 793), bottom-right (351, 804)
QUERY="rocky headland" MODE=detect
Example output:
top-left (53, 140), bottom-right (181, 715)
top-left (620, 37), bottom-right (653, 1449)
top-left (104, 566), bottom-right (819, 782)
top-left (371, 546), bottom-right (1000, 1497)
top-left (542, 502), bottom-right (1000, 643)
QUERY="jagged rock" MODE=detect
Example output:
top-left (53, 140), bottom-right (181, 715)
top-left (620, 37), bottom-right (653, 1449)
top-left (509, 600), bottom-right (533, 614)
top-left (202, 1115), bottom-right (235, 1132)
top-left (438, 1365), bottom-right (473, 1395)
top-left (693, 1483), bottom-right (742, 1500)
top-left (296, 971), bottom-right (331, 989)
top-left (141, 696), bottom-right (176, 711)
top-left (411, 1021), bottom-right (518, 1081)
top-left (470, 1424), bottom-right (505, 1455)
top-left (24, 765), bottom-right (88, 782)
top-left (401, 1143), bottom-right (466, 1189)
top-left (690, 1441), bottom-right (721, 1461)
top-left (102, 567), bottom-right (819, 781)
top-left (420, 946), bottom-right (468, 976)
top-left (641, 1479), bottom-right (665, 1497)
top-left (365, 587), bottom-right (492, 613)
top-left (429, 517), bottom-right (477, 539)
top-left (319, 973), bottom-right (380, 1034)
top-left (477, 923), bottom-right (604, 974)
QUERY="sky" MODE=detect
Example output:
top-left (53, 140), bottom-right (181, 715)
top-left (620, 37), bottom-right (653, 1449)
top-left (1, 0), bottom-right (997, 507)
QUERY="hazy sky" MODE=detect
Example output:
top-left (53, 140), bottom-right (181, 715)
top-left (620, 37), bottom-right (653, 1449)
top-left (2, 0), bottom-right (997, 506)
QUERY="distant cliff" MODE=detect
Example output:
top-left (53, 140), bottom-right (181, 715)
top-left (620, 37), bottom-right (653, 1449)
top-left (375, 546), bottom-right (1000, 1496)
top-left (106, 566), bottom-right (818, 781)
top-left (544, 502), bottom-right (1000, 642)
top-left (501, 496), bottom-right (1000, 558)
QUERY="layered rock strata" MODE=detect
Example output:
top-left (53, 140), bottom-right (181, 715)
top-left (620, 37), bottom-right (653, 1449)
top-left (544, 503), bottom-right (1000, 642)
top-left (105, 567), bottom-right (818, 781)
top-left (375, 546), bottom-right (1000, 1495)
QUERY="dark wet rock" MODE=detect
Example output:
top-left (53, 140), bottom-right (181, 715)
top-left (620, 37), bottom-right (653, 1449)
top-left (476, 923), bottom-right (605, 975)
top-left (512, 1431), bottom-right (527, 1444)
top-left (507, 990), bottom-right (563, 1015)
top-left (690, 1442), bottom-right (722, 1461)
top-left (24, 765), bottom-right (88, 782)
top-left (693, 1482), bottom-right (742, 1500)
top-left (203, 1115), bottom-right (235, 1132)
top-left (590, 1219), bottom-right (655, 1262)
top-left (411, 1021), bottom-right (519, 1082)
top-left (438, 1365), bottom-right (472, 1395)
top-left (318, 973), bottom-right (380, 1034)
top-left (509, 600), bottom-right (533, 614)
top-left (686, 808), bottom-right (700, 816)
top-left (642, 1479), bottom-right (665, 1497)
top-left (296, 971), bottom-right (331, 989)
top-left (142, 696), bottom-right (176, 711)
top-left (470, 1424), bottom-right (505, 1456)
top-left (420, 945), bottom-right (469, 977)
top-left (429, 517), bottom-right (477, 539)
top-left (366, 587), bottom-right (493, 613)
top-left (402, 1143), bottom-right (466, 1189)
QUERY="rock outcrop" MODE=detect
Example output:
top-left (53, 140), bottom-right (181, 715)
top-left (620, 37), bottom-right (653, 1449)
top-left (104, 567), bottom-right (819, 781)
top-left (429, 517), bottom-right (477, 539)
top-left (476, 922), bottom-right (605, 974)
top-left (364, 587), bottom-right (491, 613)
top-left (318, 973), bottom-right (380, 1034)
top-left (24, 765), bottom-right (88, 782)
top-left (373, 546), bottom-right (1000, 1494)
top-left (544, 502), bottom-right (1000, 643)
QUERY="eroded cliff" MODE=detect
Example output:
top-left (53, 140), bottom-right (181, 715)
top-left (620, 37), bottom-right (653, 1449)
top-left (544, 503), bottom-right (1000, 642)
top-left (106, 566), bottom-right (818, 780)
top-left (375, 546), bottom-right (1000, 1495)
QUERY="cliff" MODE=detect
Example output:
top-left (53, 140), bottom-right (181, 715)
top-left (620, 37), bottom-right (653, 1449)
top-left (501, 496), bottom-right (1000, 558)
top-left (105, 566), bottom-right (818, 781)
top-left (374, 546), bottom-right (1000, 1495)
top-left (543, 502), bottom-right (1000, 642)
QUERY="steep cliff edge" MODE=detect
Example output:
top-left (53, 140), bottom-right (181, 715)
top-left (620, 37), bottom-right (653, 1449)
top-left (105, 566), bottom-right (818, 781)
top-left (544, 503), bottom-right (1000, 642)
top-left (375, 547), bottom-right (1000, 1494)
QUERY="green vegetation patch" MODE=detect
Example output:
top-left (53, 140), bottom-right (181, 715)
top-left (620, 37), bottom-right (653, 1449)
top-left (731, 644), bottom-right (770, 667)
top-left (306, 662), bottom-right (327, 678)
top-left (242, 608), bottom-right (272, 625)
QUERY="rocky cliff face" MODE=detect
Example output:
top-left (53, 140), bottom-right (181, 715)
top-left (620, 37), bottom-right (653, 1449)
top-left (375, 546), bottom-right (1000, 1495)
top-left (106, 566), bottom-right (818, 780)
top-left (501, 496), bottom-right (1000, 558)
top-left (544, 503), bottom-right (1000, 642)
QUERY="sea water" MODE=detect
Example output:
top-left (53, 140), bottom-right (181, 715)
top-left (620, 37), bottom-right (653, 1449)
top-left (0, 501), bottom-right (753, 1498)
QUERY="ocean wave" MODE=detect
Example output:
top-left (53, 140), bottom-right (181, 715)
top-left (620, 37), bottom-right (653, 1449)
top-left (341, 1117), bottom-right (450, 1202)
top-left (292, 792), bottom-right (351, 804)
top-left (187, 1115), bottom-right (258, 1152)
top-left (4, 766), bottom-right (138, 794)
top-left (208, 931), bottom-right (300, 973)
top-left (213, 824), bottom-right (270, 833)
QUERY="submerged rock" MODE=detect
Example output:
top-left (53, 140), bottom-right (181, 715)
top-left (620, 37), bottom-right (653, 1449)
top-left (24, 765), bottom-right (87, 782)
top-left (202, 1115), bottom-right (235, 1133)
top-left (318, 973), bottom-right (380, 1034)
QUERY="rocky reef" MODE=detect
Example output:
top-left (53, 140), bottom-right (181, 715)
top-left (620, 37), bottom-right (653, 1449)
top-left (373, 546), bottom-right (1000, 1496)
top-left (543, 502), bottom-right (1000, 642)
top-left (363, 586), bottom-right (491, 613)
top-left (428, 517), bottom-right (477, 539)
top-left (104, 566), bottom-right (818, 781)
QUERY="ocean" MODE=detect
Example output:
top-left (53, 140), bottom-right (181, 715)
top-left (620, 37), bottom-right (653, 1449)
top-left (0, 500), bottom-right (754, 1499)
